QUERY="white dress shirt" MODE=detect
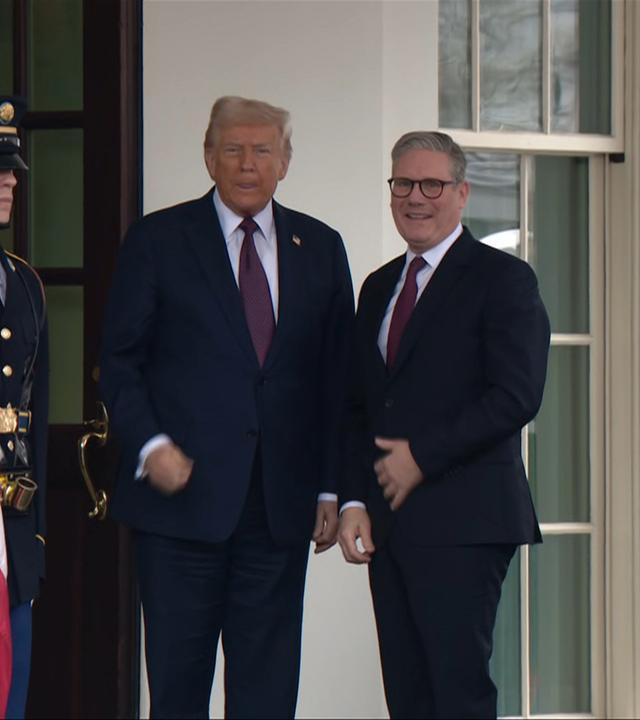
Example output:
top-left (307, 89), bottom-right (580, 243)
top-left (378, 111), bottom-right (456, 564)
top-left (377, 223), bottom-right (462, 361)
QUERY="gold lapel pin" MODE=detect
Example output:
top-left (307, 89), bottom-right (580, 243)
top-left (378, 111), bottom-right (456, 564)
top-left (292, 235), bottom-right (302, 247)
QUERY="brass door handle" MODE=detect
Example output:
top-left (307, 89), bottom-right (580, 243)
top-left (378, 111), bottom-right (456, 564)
top-left (78, 401), bottom-right (109, 520)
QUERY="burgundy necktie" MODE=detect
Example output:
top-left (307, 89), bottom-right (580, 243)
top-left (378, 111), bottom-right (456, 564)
top-left (386, 256), bottom-right (427, 369)
top-left (238, 217), bottom-right (275, 366)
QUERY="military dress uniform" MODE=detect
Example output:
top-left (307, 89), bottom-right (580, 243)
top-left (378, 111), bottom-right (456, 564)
top-left (0, 96), bottom-right (49, 719)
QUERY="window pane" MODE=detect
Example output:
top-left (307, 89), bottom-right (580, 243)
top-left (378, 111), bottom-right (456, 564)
top-left (530, 535), bottom-right (591, 713)
top-left (491, 549), bottom-right (521, 717)
top-left (480, 0), bottom-right (542, 131)
top-left (530, 156), bottom-right (589, 333)
top-left (438, 0), bottom-right (471, 129)
top-left (47, 286), bottom-right (83, 424)
top-left (0, 0), bottom-right (12, 95)
top-left (463, 153), bottom-right (521, 257)
top-left (551, 0), bottom-right (611, 134)
top-left (29, 129), bottom-right (83, 268)
top-left (529, 346), bottom-right (589, 522)
top-left (28, 0), bottom-right (83, 111)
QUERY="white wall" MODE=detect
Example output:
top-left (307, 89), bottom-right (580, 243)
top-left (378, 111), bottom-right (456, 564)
top-left (141, 1), bottom-right (438, 717)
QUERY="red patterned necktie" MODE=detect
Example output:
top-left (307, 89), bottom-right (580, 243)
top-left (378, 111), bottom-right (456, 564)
top-left (386, 256), bottom-right (427, 368)
top-left (238, 217), bottom-right (275, 366)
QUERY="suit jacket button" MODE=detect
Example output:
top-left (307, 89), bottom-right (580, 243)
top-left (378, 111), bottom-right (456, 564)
top-left (0, 328), bottom-right (11, 340)
top-left (2, 365), bottom-right (12, 377)
top-left (384, 398), bottom-right (394, 408)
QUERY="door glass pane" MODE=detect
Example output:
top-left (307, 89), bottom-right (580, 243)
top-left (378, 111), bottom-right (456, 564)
top-left (47, 286), bottom-right (83, 424)
top-left (530, 155), bottom-right (589, 333)
top-left (438, 0), bottom-right (471, 129)
top-left (28, 0), bottom-right (83, 111)
top-left (529, 345), bottom-right (589, 523)
top-left (530, 535), bottom-right (591, 713)
top-left (463, 153), bottom-right (521, 257)
top-left (0, 0), bottom-right (12, 95)
top-left (491, 549), bottom-right (521, 717)
top-left (480, 0), bottom-right (542, 131)
top-left (29, 129), bottom-right (83, 267)
top-left (551, 0), bottom-right (611, 134)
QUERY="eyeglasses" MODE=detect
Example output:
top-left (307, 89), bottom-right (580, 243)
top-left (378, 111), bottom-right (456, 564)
top-left (387, 177), bottom-right (458, 199)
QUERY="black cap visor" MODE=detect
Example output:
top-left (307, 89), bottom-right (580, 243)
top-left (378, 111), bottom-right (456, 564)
top-left (0, 152), bottom-right (28, 171)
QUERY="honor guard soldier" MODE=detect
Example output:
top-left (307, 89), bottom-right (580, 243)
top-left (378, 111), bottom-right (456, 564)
top-left (0, 96), bottom-right (49, 719)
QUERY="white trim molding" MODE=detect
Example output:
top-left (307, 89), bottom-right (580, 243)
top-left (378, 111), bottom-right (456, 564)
top-left (605, 1), bottom-right (640, 716)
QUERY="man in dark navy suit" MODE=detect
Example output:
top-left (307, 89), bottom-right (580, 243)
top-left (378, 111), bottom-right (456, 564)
top-left (0, 96), bottom-right (49, 720)
top-left (338, 131), bottom-right (549, 719)
top-left (100, 96), bottom-right (353, 719)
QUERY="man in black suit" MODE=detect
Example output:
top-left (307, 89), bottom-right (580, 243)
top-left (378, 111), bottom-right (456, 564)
top-left (100, 96), bottom-right (353, 719)
top-left (338, 131), bottom-right (549, 719)
top-left (0, 96), bottom-right (49, 720)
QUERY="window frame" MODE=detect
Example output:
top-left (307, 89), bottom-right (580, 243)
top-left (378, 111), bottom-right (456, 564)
top-left (439, 0), bottom-right (624, 154)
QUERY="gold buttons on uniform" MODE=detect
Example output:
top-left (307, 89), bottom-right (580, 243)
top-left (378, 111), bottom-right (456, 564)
top-left (7, 440), bottom-right (13, 451)
top-left (2, 366), bottom-right (12, 377)
top-left (0, 328), bottom-right (11, 340)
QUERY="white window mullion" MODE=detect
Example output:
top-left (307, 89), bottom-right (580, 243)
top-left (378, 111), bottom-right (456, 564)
top-left (542, 0), bottom-right (551, 134)
top-left (521, 544), bottom-right (531, 720)
top-left (471, 0), bottom-right (480, 132)
top-left (521, 153), bottom-right (532, 720)
top-left (588, 155), bottom-right (606, 718)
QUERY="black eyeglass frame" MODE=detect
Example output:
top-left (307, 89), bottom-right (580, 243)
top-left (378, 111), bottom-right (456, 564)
top-left (387, 177), bottom-right (459, 199)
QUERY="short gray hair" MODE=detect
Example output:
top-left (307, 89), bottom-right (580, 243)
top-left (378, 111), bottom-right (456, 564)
top-left (391, 131), bottom-right (466, 183)
top-left (204, 96), bottom-right (292, 160)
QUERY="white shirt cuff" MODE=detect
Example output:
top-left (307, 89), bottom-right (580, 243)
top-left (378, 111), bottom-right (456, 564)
top-left (339, 500), bottom-right (367, 514)
top-left (317, 493), bottom-right (337, 503)
top-left (136, 434), bottom-right (172, 479)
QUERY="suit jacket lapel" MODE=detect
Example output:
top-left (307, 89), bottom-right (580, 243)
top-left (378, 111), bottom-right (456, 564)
top-left (183, 189), bottom-right (258, 366)
top-left (364, 256), bottom-right (405, 376)
top-left (264, 201), bottom-right (303, 369)
top-left (389, 229), bottom-right (478, 376)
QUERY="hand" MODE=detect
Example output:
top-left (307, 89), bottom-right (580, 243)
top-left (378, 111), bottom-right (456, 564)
top-left (145, 443), bottom-right (193, 495)
top-left (313, 500), bottom-right (339, 554)
top-left (374, 437), bottom-right (423, 511)
top-left (338, 507), bottom-right (375, 564)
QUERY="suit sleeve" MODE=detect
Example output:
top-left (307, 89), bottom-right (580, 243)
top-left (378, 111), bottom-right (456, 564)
top-left (99, 222), bottom-right (164, 460)
top-left (318, 232), bottom-right (355, 495)
top-left (410, 259), bottom-right (551, 479)
top-left (339, 277), bottom-right (374, 505)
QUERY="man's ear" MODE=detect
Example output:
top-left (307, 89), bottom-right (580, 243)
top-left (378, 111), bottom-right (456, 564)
top-left (458, 180), bottom-right (470, 210)
top-left (204, 147), bottom-right (216, 180)
top-left (278, 155), bottom-right (290, 182)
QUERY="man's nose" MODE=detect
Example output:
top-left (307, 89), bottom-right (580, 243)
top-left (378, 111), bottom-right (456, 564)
top-left (1, 171), bottom-right (17, 188)
top-left (407, 183), bottom-right (427, 201)
top-left (239, 149), bottom-right (256, 169)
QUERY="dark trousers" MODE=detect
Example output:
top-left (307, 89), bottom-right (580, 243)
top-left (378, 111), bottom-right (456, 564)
top-left (369, 532), bottom-right (516, 720)
top-left (6, 602), bottom-right (32, 720)
top-left (135, 471), bottom-right (310, 720)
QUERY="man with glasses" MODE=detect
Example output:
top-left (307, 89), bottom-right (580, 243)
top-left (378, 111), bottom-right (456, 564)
top-left (338, 131), bottom-right (549, 718)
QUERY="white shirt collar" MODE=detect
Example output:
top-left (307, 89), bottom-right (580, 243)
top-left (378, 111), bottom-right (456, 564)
top-left (212, 188), bottom-right (275, 243)
top-left (407, 222), bottom-right (463, 269)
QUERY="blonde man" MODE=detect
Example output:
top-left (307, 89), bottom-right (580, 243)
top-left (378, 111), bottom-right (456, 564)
top-left (101, 97), bottom-right (353, 718)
